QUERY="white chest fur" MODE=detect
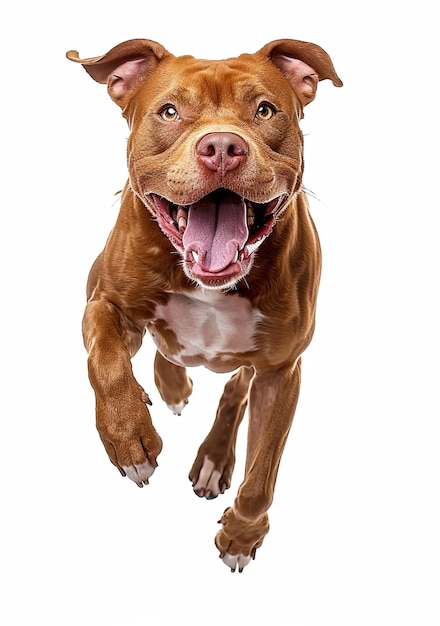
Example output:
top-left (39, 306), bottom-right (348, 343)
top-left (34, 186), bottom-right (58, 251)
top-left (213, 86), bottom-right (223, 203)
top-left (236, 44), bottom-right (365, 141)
top-left (150, 290), bottom-right (263, 366)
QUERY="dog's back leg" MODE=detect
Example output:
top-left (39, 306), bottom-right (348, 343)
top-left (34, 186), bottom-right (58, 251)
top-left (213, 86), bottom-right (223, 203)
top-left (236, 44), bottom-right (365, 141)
top-left (154, 351), bottom-right (193, 415)
top-left (216, 358), bottom-right (302, 570)
top-left (189, 365), bottom-right (254, 499)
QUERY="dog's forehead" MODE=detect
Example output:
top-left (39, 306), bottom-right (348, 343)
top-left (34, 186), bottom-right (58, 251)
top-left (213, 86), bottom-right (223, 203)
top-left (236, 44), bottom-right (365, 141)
top-left (172, 51), bottom-right (270, 74)
top-left (148, 52), bottom-right (289, 102)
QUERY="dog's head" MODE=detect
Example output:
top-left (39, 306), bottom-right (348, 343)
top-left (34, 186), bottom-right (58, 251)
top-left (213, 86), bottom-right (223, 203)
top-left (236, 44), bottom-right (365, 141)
top-left (67, 39), bottom-right (342, 290)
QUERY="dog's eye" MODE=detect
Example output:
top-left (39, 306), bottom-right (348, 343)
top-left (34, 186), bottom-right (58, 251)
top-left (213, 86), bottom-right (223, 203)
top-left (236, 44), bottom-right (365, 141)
top-left (255, 103), bottom-right (275, 121)
top-left (159, 105), bottom-right (179, 122)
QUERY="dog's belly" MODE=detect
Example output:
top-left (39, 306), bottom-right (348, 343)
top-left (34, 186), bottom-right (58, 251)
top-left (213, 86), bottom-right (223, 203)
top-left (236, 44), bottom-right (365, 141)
top-left (147, 291), bottom-right (263, 371)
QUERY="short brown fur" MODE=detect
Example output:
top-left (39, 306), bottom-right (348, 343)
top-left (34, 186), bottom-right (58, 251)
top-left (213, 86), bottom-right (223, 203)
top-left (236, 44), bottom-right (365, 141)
top-left (67, 38), bottom-right (341, 572)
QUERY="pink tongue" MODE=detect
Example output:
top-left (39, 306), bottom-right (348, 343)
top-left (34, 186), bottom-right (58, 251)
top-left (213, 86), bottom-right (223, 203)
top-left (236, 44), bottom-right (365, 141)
top-left (182, 193), bottom-right (249, 272)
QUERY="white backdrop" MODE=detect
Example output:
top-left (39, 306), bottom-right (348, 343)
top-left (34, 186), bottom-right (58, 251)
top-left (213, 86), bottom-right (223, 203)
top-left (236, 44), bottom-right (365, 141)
top-left (2, 1), bottom-right (439, 625)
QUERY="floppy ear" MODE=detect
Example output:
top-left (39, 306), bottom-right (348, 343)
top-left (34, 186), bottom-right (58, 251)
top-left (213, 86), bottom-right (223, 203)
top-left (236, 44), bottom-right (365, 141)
top-left (66, 39), bottom-right (170, 106)
top-left (259, 39), bottom-right (342, 108)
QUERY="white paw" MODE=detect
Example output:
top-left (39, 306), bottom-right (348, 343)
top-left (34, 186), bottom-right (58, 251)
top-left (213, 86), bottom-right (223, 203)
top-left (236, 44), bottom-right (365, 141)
top-left (192, 456), bottom-right (224, 499)
top-left (221, 552), bottom-right (252, 573)
top-left (167, 400), bottom-right (188, 415)
top-left (122, 459), bottom-right (156, 487)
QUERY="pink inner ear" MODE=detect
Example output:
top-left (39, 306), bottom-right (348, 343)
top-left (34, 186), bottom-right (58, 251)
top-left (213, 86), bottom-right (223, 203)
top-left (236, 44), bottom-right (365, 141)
top-left (109, 57), bottom-right (150, 100)
top-left (274, 55), bottom-right (319, 105)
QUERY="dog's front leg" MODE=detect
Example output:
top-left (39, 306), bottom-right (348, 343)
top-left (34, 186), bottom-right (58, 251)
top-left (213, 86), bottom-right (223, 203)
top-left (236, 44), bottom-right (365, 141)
top-left (215, 359), bottom-right (301, 571)
top-left (83, 300), bottom-right (162, 487)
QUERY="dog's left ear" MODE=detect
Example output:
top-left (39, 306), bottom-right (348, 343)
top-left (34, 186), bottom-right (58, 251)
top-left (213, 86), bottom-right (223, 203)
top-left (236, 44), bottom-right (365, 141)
top-left (260, 39), bottom-right (342, 108)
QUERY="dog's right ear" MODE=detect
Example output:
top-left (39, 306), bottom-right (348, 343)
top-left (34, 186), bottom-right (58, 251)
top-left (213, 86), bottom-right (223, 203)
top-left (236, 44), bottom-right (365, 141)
top-left (66, 39), bottom-right (170, 107)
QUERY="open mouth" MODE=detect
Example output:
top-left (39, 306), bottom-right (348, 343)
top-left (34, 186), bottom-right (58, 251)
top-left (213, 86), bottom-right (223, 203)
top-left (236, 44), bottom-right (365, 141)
top-left (149, 189), bottom-right (287, 287)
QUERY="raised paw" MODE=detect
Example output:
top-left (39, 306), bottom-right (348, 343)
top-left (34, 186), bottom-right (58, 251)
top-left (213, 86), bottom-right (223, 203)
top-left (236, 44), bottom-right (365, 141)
top-left (96, 391), bottom-right (163, 488)
top-left (215, 507), bottom-right (269, 572)
top-left (122, 459), bottom-right (156, 488)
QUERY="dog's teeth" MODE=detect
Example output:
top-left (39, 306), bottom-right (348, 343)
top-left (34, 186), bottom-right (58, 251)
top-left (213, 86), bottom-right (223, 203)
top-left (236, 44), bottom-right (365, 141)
top-left (192, 251), bottom-right (199, 263)
top-left (176, 207), bottom-right (187, 232)
top-left (246, 202), bottom-right (256, 230)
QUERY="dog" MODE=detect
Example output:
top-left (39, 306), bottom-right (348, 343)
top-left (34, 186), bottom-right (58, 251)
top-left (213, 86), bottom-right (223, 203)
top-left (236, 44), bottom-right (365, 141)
top-left (66, 38), bottom-right (342, 572)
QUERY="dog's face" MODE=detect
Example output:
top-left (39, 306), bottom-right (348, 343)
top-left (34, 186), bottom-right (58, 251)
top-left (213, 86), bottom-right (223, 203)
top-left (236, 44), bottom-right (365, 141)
top-left (127, 54), bottom-right (304, 290)
top-left (67, 40), bottom-right (342, 290)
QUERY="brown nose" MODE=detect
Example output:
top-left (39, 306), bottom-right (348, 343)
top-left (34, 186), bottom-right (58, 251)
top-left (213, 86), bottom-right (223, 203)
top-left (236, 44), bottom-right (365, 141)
top-left (197, 132), bottom-right (248, 173)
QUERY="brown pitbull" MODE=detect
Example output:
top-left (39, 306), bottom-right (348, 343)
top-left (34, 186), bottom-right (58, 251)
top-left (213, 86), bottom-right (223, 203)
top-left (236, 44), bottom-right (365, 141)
top-left (67, 38), bottom-right (342, 572)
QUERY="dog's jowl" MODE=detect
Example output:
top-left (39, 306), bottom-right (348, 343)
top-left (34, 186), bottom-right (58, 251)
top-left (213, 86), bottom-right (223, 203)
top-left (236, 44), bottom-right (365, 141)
top-left (67, 39), bottom-right (342, 572)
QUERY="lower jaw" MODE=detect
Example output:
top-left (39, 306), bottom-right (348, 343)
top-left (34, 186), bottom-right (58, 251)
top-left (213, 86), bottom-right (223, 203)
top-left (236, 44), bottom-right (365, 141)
top-left (183, 258), bottom-right (252, 290)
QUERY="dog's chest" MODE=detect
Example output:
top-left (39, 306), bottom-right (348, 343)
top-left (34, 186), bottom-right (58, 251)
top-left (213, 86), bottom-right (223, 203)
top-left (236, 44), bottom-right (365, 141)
top-left (148, 291), bottom-right (263, 368)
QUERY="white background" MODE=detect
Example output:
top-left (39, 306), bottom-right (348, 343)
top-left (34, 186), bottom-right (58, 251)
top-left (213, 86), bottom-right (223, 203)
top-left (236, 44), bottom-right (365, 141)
top-left (1, 1), bottom-right (439, 625)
